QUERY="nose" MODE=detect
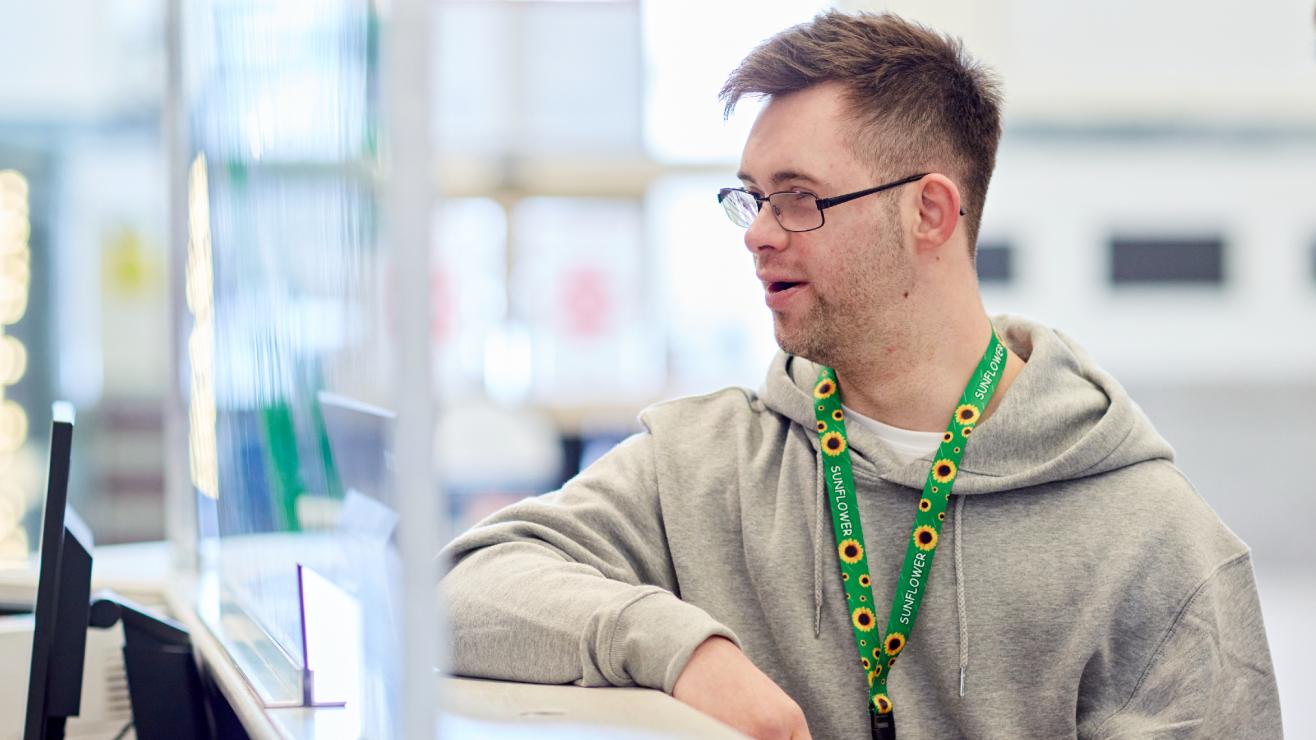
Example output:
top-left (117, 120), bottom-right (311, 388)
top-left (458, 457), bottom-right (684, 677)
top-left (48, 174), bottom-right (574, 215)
top-left (743, 200), bottom-right (789, 256)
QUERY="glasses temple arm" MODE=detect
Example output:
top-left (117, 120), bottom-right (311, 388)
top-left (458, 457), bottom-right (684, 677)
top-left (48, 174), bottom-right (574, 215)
top-left (814, 174), bottom-right (968, 216)
top-left (813, 173), bottom-right (928, 210)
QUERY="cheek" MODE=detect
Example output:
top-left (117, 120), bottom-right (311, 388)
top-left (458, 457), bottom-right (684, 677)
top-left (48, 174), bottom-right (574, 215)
top-left (833, 233), bottom-right (906, 300)
top-left (822, 228), bottom-right (875, 273)
top-left (800, 216), bottom-right (900, 299)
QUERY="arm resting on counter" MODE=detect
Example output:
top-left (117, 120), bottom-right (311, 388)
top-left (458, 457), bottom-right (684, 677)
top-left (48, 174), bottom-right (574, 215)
top-left (439, 432), bottom-right (739, 693)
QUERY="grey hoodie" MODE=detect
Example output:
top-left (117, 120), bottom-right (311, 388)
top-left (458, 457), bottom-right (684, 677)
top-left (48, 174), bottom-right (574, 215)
top-left (440, 315), bottom-right (1282, 739)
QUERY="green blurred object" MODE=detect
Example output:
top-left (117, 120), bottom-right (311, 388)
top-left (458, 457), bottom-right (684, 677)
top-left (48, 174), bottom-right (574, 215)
top-left (261, 402), bottom-right (304, 533)
top-left (311, 391), bottom-right (345, 502)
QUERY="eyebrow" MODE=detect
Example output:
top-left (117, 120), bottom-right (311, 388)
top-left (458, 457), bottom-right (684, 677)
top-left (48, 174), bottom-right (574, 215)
top-left (736, 169), bottom-right (824, 189)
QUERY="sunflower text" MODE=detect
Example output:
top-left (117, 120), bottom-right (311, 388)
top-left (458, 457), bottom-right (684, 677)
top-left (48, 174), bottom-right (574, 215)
top-left (898, 550), bottom-right (929, 626)
top-left (973, 341), bottom-right (1006, 401)
top-left (830, 464), bottom-right (852, 538)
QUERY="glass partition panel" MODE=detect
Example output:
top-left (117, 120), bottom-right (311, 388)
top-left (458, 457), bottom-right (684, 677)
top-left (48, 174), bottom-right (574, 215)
top-left (178, 0), bottom-right (432, 735)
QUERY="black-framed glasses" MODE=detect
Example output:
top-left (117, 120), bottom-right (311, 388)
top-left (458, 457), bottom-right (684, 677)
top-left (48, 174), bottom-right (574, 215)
top-left (718, 172), bottom-right (962, 233)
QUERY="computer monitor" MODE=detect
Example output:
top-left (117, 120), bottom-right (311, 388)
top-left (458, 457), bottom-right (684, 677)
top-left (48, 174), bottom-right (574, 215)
top-left (317, 391), bottom-right (397, 512)
top-left (23, 402), bottom-right (93, 740)
top-left (21, 403), bottom-right (218, 740)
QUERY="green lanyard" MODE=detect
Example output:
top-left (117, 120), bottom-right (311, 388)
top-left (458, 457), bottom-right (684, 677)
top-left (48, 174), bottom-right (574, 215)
top-left (813, 331), bottom-right (1005, 739)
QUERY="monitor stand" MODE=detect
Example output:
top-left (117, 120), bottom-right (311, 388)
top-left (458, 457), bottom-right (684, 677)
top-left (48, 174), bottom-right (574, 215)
top-left (88, 591), bottom-right (212, 740)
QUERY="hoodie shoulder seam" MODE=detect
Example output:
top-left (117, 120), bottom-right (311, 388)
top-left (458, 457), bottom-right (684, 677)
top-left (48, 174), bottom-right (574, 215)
top-left (1093, 550), bottom-right (1253, 735)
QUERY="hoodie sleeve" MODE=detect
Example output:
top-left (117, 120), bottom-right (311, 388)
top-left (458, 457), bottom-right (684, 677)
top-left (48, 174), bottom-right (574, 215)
top-left (438, 432), bottom-right (740, 693)
top-left (1086, 553), bottom-right (1283, 739)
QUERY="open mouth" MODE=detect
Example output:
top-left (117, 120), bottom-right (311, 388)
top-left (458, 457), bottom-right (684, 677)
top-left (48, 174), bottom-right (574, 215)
top-left (769, 281), bottom-right (803, 293)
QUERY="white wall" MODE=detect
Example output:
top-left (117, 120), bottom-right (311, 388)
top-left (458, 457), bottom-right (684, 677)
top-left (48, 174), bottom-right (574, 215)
top-left (982, 136), bottom-right (1316, 386)
top-left (856, 0), bottom-right (1316, 125)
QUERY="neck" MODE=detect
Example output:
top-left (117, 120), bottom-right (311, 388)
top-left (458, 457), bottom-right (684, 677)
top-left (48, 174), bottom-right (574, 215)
top-left (832, 311), bottom-right (1023, 433)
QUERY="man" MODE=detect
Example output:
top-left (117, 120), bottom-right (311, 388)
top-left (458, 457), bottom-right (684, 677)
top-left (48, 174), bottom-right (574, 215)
top-left (441, 11), bottom-right (1282, 739)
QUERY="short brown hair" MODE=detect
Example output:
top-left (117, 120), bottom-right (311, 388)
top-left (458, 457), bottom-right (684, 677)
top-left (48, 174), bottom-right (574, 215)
top-left (720, 11), bottom-right (1002, 250)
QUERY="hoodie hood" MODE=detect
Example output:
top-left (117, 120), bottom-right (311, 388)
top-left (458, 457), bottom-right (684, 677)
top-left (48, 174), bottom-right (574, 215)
top-left (760, 313), bottom-right (1176, 494)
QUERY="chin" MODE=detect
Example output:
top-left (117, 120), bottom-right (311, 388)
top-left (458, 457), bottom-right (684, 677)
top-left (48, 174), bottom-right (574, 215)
top-left (774, 322), bottom-right (825, 364)
top-left (775, 310), bottom-right (852, 368)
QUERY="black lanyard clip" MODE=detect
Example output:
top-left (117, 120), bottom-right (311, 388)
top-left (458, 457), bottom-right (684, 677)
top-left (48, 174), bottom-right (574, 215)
top-left (870, 708), bottom-right (896, 740)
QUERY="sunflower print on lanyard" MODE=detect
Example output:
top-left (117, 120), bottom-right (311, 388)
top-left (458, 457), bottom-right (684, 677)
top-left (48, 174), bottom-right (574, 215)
top-left (813, 330), bottom-right (1006, 737)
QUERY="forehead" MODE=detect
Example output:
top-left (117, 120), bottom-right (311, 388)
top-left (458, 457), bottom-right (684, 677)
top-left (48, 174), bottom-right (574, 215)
top-left (738, 82), bottom-right (865, 189)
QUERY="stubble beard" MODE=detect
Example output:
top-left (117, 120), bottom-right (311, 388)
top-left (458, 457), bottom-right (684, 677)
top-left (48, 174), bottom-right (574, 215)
top-left (772, 224), bottom-right (910, 371)
top-left (773, 297), bottom-right (843, 367)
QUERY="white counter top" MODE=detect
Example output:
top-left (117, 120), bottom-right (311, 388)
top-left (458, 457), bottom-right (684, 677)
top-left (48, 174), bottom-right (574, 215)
top-left (1, 542), bottom-right (745, 739)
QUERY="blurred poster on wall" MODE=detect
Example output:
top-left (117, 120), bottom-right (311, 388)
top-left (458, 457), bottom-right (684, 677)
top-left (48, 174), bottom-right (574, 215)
top-left (648, 175), bottom-right (778, 395)
top-left (512, 197), bottom-right (663, 407)
top-left (430, 198), bottom-right (507, 399)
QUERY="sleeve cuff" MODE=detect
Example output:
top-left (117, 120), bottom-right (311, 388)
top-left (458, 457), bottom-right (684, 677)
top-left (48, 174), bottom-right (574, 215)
top-left (592, 587), bottom-right (740, 694)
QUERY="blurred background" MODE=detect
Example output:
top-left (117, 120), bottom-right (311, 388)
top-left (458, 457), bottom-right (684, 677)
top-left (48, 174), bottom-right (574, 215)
top-left (0, 0), bottom-right (1311, 736)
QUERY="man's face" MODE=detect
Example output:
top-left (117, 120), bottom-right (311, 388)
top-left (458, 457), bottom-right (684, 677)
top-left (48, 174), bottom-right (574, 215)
top-left (737, 82), bottom-right (914, 366)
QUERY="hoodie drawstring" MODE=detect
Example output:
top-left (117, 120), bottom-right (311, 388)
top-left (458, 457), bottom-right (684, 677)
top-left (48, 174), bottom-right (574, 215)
top-left (814, 448), bottom-right (972, 698)
top-left (953, 493), bottom-right (969, 697)
top-left (816, 452), bottom-right (974, 696)
top-left (813, 451), bottom-right (825, 637)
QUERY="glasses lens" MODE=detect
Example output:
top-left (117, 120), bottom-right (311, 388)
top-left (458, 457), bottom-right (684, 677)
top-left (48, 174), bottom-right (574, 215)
top-left (719, 189), bottom-right (758, 228)
top-left (770, 192), bottom-right (821, 231)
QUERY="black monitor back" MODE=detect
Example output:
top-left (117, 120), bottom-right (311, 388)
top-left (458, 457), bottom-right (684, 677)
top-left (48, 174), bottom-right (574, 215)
top-left (24, 403), bottom-right (93, 740)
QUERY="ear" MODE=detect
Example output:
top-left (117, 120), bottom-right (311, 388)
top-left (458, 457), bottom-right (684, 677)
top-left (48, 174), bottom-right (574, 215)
top-left (912, 174), bottom-right (962, 252)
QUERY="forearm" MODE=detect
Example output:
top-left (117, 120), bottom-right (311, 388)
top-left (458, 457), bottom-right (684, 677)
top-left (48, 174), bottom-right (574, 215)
top-left (443, 540), bottom-right (737, 690)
